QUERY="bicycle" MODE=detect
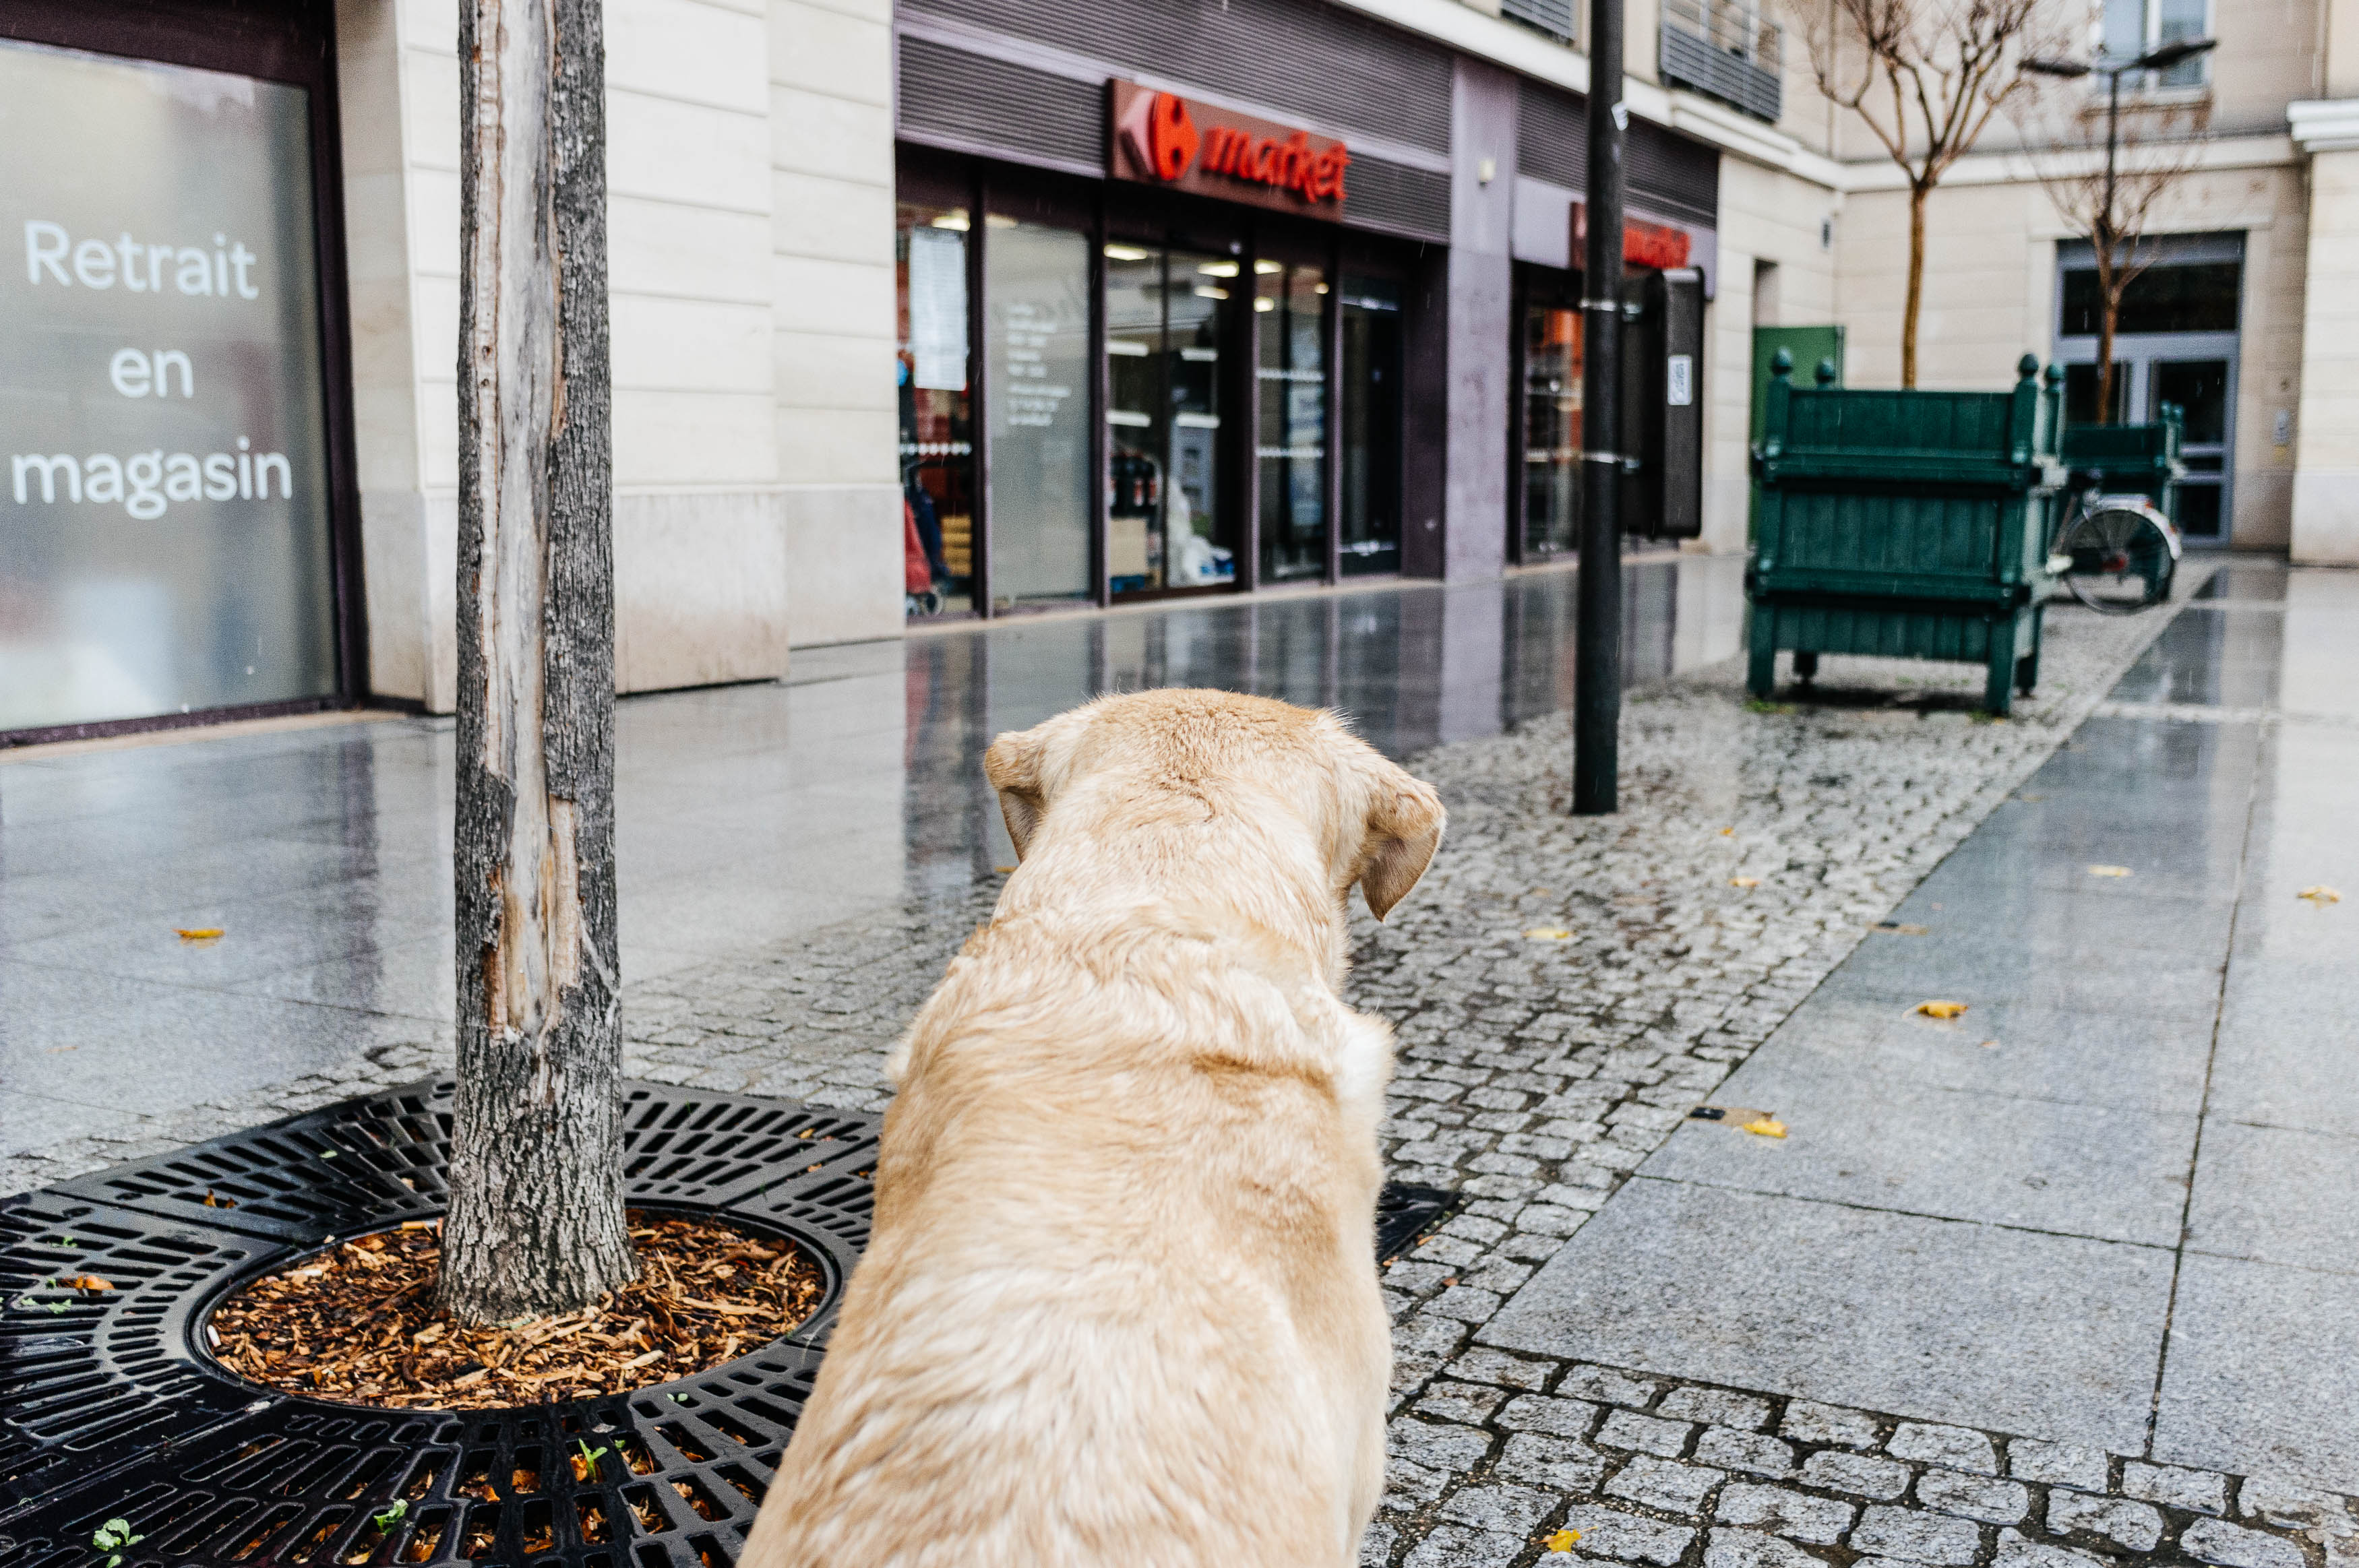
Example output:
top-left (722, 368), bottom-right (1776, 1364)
top-left (2045, 476), bottom-right (2182, 615)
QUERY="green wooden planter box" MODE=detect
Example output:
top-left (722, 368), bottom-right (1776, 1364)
top-left (2060, 404), bottom-right (2186, 525)
top-left (1746, 352), bottom-right (2064, 716)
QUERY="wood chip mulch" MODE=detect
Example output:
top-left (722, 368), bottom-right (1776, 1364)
top-left (206, 1211), bottom-right (826, 1410)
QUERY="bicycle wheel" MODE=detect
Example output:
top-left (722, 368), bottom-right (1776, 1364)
top-left (2057, 501), bottom-right (2177, 615)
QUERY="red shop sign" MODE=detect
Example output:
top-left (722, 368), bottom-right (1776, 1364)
top-left (1572, 203), bottom-right (1698, 270)
top-left (1109, 80), bottom-right (1349, 214)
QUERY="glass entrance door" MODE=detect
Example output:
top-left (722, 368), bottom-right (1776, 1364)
top-left (1257, 259), bottom-right (1330, 584)
top-left (1521, 301), bottom-right (1584, 557)
top-left (1338, 275), bottom-right (1402, 576)
top-left (1103, 244), bottom-right (1236, 594)
top-left (985, 214), bottom-right (1094, 607)
top-left (2056, 240), bottom-right (2241, 542)
top-left (2151, 358), bottom-right (2229, 538)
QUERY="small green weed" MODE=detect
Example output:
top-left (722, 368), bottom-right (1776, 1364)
top-left (92, 1516), bottom-right (144, 1567)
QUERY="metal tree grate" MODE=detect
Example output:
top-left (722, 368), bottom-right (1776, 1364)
top-left (1, 1080), bottom-right (1457, 1567)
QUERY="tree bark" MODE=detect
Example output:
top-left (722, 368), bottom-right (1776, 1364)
top-left (441, 0), bottom-right (636, 1326)
top-left (2094, 233), bottom-right (2120, 425)
top-left (1902, 181), bottom-right (1928, 389)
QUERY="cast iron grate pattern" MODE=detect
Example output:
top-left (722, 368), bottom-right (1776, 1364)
top-left (3, 1082), bottom-right (1457, 1566)
top-left (1376, 1182), bottom-right (1459, 1267)
top-left (0, 1193), bottom-right (282, 1517)
top-left (1, 1080), bottom-right (876, 1567)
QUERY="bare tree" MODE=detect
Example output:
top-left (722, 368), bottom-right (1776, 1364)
top-left (1792, 0), bottom-right (2068, 386)
top-left (440, 0), bottom-right (636, 1325)
top-left (2021, 84), bottom-right (2211, 421)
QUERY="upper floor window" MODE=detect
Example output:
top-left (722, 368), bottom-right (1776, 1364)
top-left (2102, 0), bottom-right (2210, 88)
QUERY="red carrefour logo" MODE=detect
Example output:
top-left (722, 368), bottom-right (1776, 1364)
top-left (1119, 90), bottom-right (1200, 183)
top-left (1145, 93), bottom-right (1199, 180)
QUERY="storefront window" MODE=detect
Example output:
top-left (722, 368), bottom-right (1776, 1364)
top-left (896, 199), bottom-right (973, 616)
top-left (1522, 302), bottom-right (1583, 557)
top-left (1257, 260), bottom-right (1328, 583)
top-left (1, 38), bottom-right (336, 732)
top-left (1338, 275), bottom-right (1402, 576)
top-left (985, 215), bottom-right (1093, 607)
top-left (1105, 244), bottom-right (1235, 594)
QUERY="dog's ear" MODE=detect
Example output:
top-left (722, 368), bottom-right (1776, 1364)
top-left (983, 725), bottom-right (1051, 860)
top-left (1355, 764), bottom-right (1446, 922)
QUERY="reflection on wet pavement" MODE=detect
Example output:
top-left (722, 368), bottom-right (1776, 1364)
top-left (0, 557), bottom-right (1742, 1148)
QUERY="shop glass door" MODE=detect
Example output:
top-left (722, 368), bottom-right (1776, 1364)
top-left (1338, 275), bottom-right (1402, 576)
top-left (0, 38), bottom-right (338, 732)
top-left (1256, 259), bottom-right (1329, 584)
top-left (2151, 358), bottom-right (2229, 538)
top-left (2056, 244), bottom-right (2240, 542)
top-left (1522, 301), bottom-right (1583, 557)
top-left (897, 199), bottom-right (973, 616)
top-left (985, 214), bottom-right (1093, 607)
top-left (1103, 244), bottom-right (1235, 594)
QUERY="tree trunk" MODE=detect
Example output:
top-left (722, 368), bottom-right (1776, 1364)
top-left (2095, 241), bottom-right (2122, 427)
top-left (441, 0), bottom-right (636, 1327)
top-left (2095, 303), bottom-right (2118, 425)
top-left (1902, 181), bottom-right (1928, 389)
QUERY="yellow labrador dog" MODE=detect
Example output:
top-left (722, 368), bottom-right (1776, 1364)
top-left (740, 689), bottom-right (1445, 1568)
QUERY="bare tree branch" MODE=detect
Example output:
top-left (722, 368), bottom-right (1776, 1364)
top-left (1787, 0), bottom-right (2072, 384)
top-left (2016, 75), bottom-right (2214, 421)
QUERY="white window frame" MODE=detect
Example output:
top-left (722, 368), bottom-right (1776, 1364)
top-left (2100, 0), bottom-right (2214, 90)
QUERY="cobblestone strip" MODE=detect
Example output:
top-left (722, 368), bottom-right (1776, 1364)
top-left (1371, 1352), bottom-right (2358, 1568)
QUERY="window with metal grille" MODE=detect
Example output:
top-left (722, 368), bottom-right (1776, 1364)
top-left (1659, 0), bottom-right (1782, 123)
top-left (1502, 0), bottom-right (1576, 44)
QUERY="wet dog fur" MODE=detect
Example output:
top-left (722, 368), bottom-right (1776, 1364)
top-left (739, 688), bottom-right (1446, 1568)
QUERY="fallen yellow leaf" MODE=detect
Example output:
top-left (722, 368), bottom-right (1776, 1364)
top-left (1730, 877), bottom-right (1760, 888)
top-left (175, 927), bottom-right (225, 941)
top-left (1916, 1000), bottom-right (1969, 1019)
top-left (2087, 865), bottom-right (2133, 879)
top-left (1740, 1117), bottom-right (1787, 1139)
top-left (1524, 927), bottom-right (1573, 941)
top-left (2298, 885), bottom-right (2343, 906)
top-left (1719, 826), bottom-right (1736, 836)
top-left (1545, 1530), bottom-right (1582, 1553)
top-left (65, 1276), bottom-right (114, 1292)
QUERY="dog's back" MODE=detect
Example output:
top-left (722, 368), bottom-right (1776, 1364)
top-left (740, 691), bottom-right (1444, 1568)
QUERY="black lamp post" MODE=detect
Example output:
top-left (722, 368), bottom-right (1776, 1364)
top-left (2024, 35), bottom-right (2214, 422)
top-left (1572, 0), bottom-right (1625, 816)
top-left (2026, 35), bottom-right (2215, 214)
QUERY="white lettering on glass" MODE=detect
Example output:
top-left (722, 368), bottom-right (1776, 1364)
top-left (19, 220), bottom-right (262, 298)
top-left (9, 442), bottom-right (292, 514)
top-left (109, 348), bottom-right (195, 398)
top-left (24, 220), bottom-right (67, 283)
top-left (109, 348), bottom-right (150, 397)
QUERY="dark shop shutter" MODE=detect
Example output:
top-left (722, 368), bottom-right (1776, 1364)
top-left (1516, 78), bottom-right (1588, 189)
top-left (1516, 77), bottom-right (1719, 228)
top-left (899, 0), bottom-right (1452, 154)
top-left (1627, 120), bottom-right (1719, 226)
top-left (1345, 158), bottom-right (1451, 244)
top-left (896, 35), bottom-right (1103, 175)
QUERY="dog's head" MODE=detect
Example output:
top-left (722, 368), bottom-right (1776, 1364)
top-left (982, 690), bottom-right (1445, 922)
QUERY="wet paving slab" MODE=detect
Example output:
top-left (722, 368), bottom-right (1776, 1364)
top-left (0, 557), bottom-right (1741, 1150)
top-left (1481, 563), bottom-right (2359, 1491)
